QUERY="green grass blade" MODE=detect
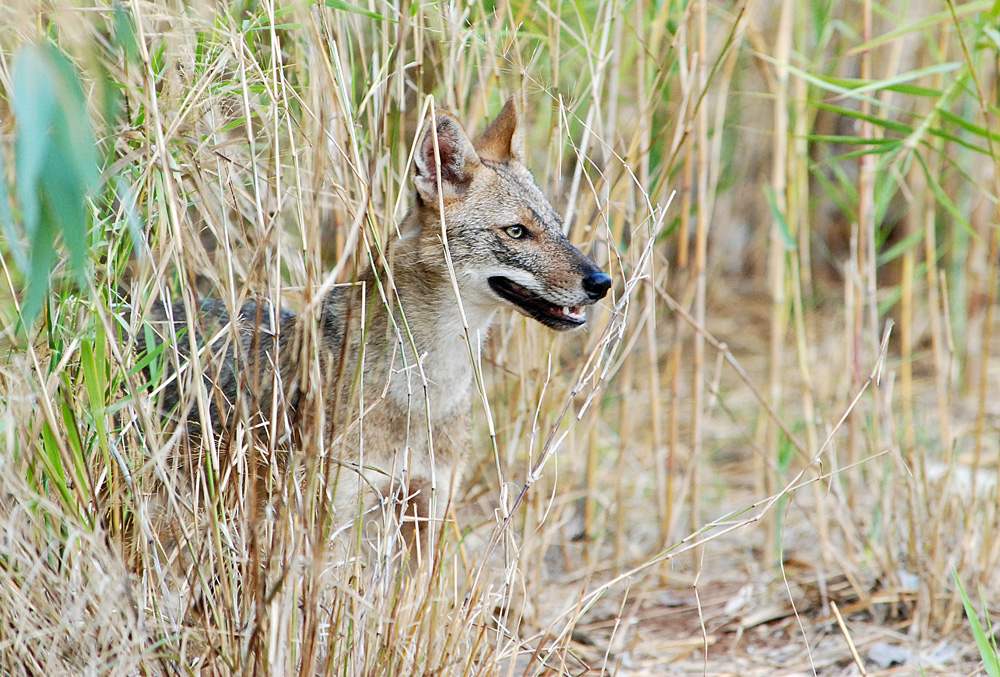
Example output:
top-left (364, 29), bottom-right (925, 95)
top-left (953, 569), bottom-right (1000, 677)
top-left (878, 226), bottom-right (925, 266)
top-left (0, 149), bottom-right (25, 272)
top-left (915, 152), bottom-right (979, 244)
top-left (80, 337), bottom-right (109, 460)
top-left (828, 62), bottom-right (962, 97)
top-left (324, 0), bottom-right (394, 22)
top-left (848, 1), bottom-right (992, 54)
top-left (764, 185), bottom-right (797, 252)
top-left (811, 101), bottom-right (915, 135)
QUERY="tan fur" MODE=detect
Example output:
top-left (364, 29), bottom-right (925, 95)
top-left (145, 99), bottom-right (612, 556)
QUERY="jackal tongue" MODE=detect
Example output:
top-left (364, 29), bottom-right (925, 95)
top-left (487, 277), bottom-right (586, 329)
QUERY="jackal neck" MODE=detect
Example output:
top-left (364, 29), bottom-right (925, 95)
top-left (357, 228), bottom-right (495, 421)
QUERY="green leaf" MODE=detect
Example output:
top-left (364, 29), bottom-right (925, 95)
top-left (23, 212), bottom-right (59, 322)
top-left (764, 185), bottom-right (797, 252)
top-left (40, 422), bottom-right (76, 515)
top-left (939, 109), bottom-right (1000, 144)
top-left (985, 26), bottom-right (1000, 50)
top-left (60, 399), bottom-right (91, 501)
top-left (885, 83), bottom-right (945, 97)
top-left (877, 284), bottom-right (904, 316)
top-left (810, 163), bottom-right (856, 219)
top-left (916, 152), bottom-right (979, 245)
top-left (11, 43), bottom-right (100, 322)
top-left (818, 62), bottom-right (961, 97)
top-left (953, 570), bottom-right (1000, 677)
top-left (765, 55), bottom-right (941, 111)
top-left (878, 228), bottom-right (925, 266)
top-left (113, 5), bottom-right (140, 65)
top-left (810, 101), bottom-right (914, 135)
top-left (927, 127), bottom-right (990, 156)
top-left (849, 1), bottom-right (993, 54)
top-left (806, 134), bottom-right (899, 146)
top-left (112, 176), bottom-right (145, 262)
top-left (245, 23), bottom-right (304, 31)
top-left (45, 47), bottom-right (100, 196)
top-left (826, 144), bottom-right (901, 161)
top-left (80, 334), bottom-right (109, 457)
top-left (0, 149), bottom-right (25, 272)
top-left (324, 0), bottom-right (395, 22)
top-left (12, 45), bottom-right (57, 241)
top-left (44, 147), bottom-right (90, 280)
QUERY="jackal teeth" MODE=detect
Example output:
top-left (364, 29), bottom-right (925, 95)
top-left (488, 276), bottom-right (588, 330)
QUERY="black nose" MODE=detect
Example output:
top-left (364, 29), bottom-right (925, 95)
top-left (582, 271), bottom-right (612, 301)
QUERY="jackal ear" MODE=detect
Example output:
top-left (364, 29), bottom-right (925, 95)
top-left (414, 110), bottom-right (481, 202)
top-left (475, 97), bottom-right (523, 164)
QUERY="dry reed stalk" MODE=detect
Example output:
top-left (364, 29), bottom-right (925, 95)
top-left (646, 283), bottom-right (667, 546)
top-left (787, 74), bottom-right (830, 571)
top-left (901, 216), bottom-right (919, 569)
top-left (765, 0), bottom-right (794, 569)
top-left (614, 352), bottom-right (633, 567)
top-left (918, 33), bottom-right (952, 635)
top-left (947, 3), bottom-right (1000, 584)
top-left (847, 0), bottom-right (876, 511)
top-left (688, 0), bottom-right (710, 575)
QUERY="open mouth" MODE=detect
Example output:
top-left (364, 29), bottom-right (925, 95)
top-left (488, 277), bottom-right (586, 330)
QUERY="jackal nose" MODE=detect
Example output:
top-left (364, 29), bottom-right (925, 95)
top-left (582, 272), bottom-right (612, 300)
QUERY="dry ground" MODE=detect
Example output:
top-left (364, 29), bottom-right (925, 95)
top-left (450, 286), bottom-right (1000, 676)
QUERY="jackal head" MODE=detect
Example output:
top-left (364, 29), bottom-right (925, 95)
top-left (409, 99), bottom-right (612, 331)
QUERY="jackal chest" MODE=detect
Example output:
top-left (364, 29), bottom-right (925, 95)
top-left (353, 396), bottom-right (470, 470)
top-left (327, 388), bottom-right (471, 519)
top-left (370, 321), bottom-right (486, 425)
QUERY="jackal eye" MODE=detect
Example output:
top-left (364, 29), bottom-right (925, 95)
top-left (503, 224), bottom-right (528, 239)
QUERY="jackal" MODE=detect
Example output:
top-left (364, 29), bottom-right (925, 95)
top-left (146, 99), bottom-right (611, 554)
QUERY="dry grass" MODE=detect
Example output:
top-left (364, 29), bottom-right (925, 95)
top-left (1, 0), bottom-right (999, 674)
